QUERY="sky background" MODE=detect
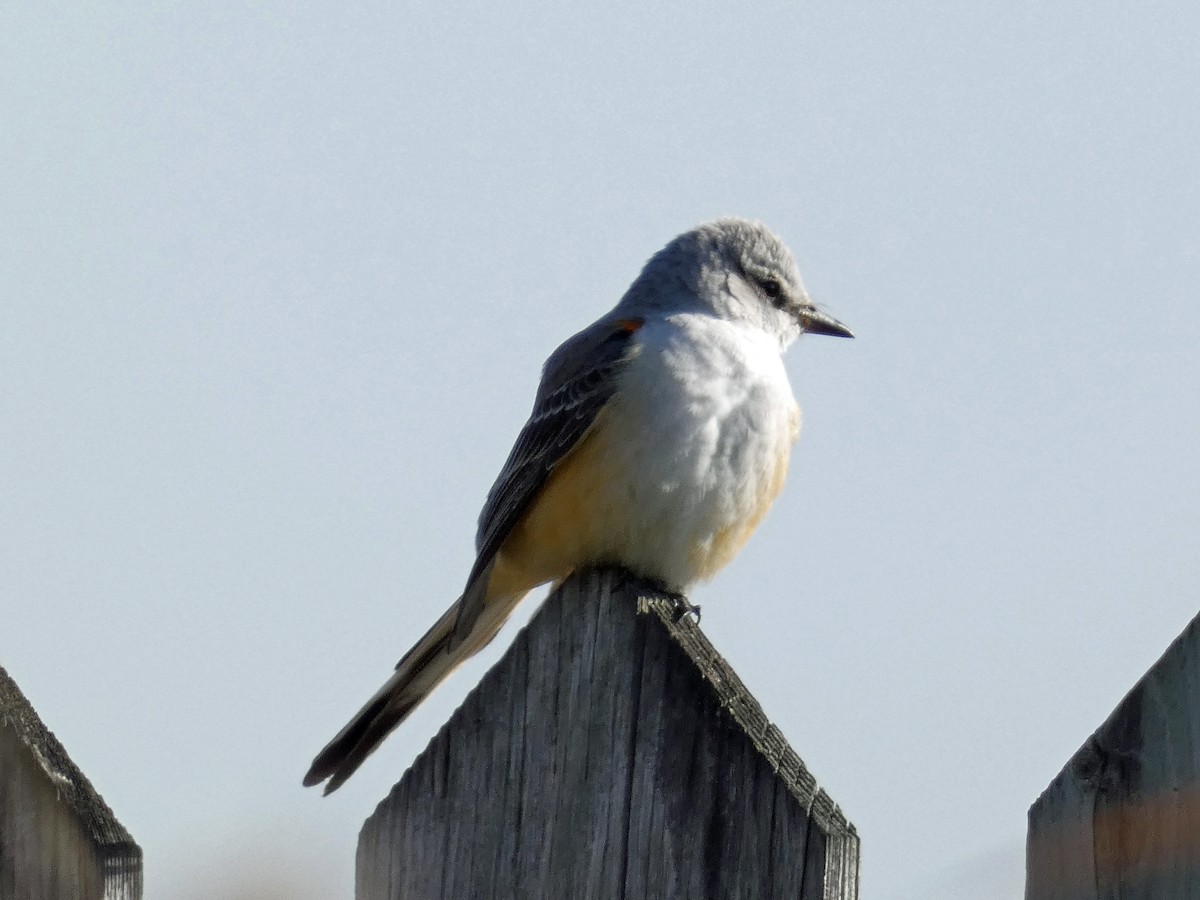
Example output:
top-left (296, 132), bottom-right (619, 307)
top-left (3, 3), bottom-right (1199, 898)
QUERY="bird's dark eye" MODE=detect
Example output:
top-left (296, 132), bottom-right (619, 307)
top-left (758, 277), bottom-right (785, 307)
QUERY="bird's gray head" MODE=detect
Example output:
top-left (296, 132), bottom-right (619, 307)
top-left (619, 218), bottom-right (853, 349)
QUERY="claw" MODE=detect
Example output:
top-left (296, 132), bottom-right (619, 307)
top-left (662, 589), bottom-right (701, 624)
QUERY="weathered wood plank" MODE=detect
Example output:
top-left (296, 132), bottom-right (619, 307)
top-left (357, 567), bottom-right (858, 900)
top-left (1027, 610), bottom-right (1200, 899)
top-left (0, 665), bottom-right (142, 900)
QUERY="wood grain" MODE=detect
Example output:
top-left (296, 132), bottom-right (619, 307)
top-left (1027, 610), bottom-right (1200, 899)
top-left (0, 665), bottom-right (141, 900)
top-left (357, 567), bottom-right (858, 900)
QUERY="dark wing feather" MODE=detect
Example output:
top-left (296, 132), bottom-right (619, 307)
top-left (450, 317), bottom-right (643, 643)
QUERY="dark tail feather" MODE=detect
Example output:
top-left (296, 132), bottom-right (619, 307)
top-left (303, 691), bottom-right (420, 794)
top-left (303, 600), bottom-right (461, 793)
top-left (304, 575), bottom-right (524, 794)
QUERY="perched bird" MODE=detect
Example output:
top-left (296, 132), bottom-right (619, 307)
top-left (304, 218), bottom-right (852, 793)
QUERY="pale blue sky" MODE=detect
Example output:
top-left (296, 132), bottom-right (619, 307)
top-left (3, 3), bottom-right (1199, 898)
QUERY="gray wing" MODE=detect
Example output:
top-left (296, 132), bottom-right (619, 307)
top-left (450, 316), bottom-right (644, 644)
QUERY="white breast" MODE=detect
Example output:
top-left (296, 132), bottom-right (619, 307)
top-left (593, 313), bottom-right (802, 589)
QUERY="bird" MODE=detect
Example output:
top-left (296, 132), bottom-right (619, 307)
top-left (304, 217), bottom-right (852, 793)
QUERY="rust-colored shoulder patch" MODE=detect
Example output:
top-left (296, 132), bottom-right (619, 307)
top-left (615, 317), bottom-right (645, 334)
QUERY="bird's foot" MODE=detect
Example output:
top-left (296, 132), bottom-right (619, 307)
top-left (647, 581), bottom-right (700, 624)
top-left (614, 570), bottom-right (702, 624)
top-left (669, 593), bottom-right (702, 624)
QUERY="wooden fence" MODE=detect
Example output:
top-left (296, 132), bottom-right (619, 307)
top-left (26, 565), bottom-right (1200, 896)
top-left (1027, 609), bottom-right (1200, 899)
top-left (0, 666), bottom-right (142, 900)
top-left (356, 567), bottom-right (859, 899)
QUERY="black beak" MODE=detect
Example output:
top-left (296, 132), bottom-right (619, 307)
top-left (798, 306), bottom-right (854, 339)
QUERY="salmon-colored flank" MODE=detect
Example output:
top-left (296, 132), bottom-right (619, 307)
top-left (487, 401), bottom-right (799, 599)
top-left (488, 414), bottom-right (619, 600)
top-left (687, 407), bottom-right (798, 581)
top-left (688, 458), bottom-right (790, 580)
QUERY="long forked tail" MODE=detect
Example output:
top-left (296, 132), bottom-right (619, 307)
top-left (304, 577), bottom-right (522, 793)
